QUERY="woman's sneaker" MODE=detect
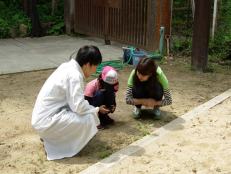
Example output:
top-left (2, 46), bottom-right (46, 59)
top-left (152, 108), bottom-right (161, 120)
top-left (132, 107), bottom-right (141, 119)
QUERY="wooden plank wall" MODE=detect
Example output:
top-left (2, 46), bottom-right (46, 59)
top-left (68, 0), bottom-right (171, 51)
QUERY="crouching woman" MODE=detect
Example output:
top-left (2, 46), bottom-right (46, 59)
top-left (125, 57), bottom-right (172, 119)
top-left (31, 45), bottom-right (109, 160)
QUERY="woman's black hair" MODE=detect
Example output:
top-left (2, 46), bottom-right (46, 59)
top-left (133, 57), bottom-right (158, 95)
top-left (75, 45), bottom-right (102, 67)
top-left (135, 57), bottom-right (157, 76)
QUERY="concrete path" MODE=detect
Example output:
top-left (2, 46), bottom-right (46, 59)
top-left (0, 35), bottom-right (123, 75)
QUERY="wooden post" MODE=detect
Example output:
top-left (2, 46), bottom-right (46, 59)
top-left (22, 0), bottom-right (43, 37)
top-left (161, 0), bottom-right (171, 36)
top-left (191, 0), bottom-right (211, 71)
top-left (147, 0), bottom-right (158, 50)
top-left (104, 6), bottom-right (111, 45)
top-left (64, 0), bottom-right (74, 34)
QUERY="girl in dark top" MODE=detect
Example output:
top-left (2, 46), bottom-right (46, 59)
top-left (85, 66), bottom-right (119, 129)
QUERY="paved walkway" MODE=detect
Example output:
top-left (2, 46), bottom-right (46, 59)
top-left (0, 35), bottom-right (123, 75)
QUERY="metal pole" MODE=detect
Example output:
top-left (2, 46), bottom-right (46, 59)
top-left (191, 0), bottom-right (195, 19)
top-left (212, 0), bottom-right (218, 40)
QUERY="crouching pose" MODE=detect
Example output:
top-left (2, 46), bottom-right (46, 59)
top-left (32, 45), bottom-right (109, 160)
top-left (125, 57), bottom-right (172, 119)
top-left (85, 66), bottom-right (119, 129)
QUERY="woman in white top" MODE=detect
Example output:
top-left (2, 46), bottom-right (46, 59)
top-left (32, 45), bottom-right (109, 160)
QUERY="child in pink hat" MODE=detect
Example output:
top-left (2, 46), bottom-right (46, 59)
top-left (84, 66), bottom-right (119, 129)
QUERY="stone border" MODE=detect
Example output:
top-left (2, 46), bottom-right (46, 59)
top-left (80, 88), bottom-right (231, 174)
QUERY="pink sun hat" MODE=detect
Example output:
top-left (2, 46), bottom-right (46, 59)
top-left (101, 66), bottom-right (118, 85)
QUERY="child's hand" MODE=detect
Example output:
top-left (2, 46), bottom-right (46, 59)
top-left (109, 105), bottom-right (116, 113)
top-left (99, 105), bottom-right (110, 114)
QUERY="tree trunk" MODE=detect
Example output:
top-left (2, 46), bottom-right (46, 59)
top-left (52, 0), bottom-right (58, 16)
top-left (191, 0), bottom-right (211, 71)
top-left (64, 0), bottom-right (74, 34)
top-left (22, 0), bottom-right (43, 37)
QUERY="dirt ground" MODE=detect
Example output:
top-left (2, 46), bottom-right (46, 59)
top-left (0, 57), bottom-right (231, 174)
top-left (102, 98), bottom-right (231, 174)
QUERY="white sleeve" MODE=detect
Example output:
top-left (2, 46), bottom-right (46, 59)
top-left (66, 76), bottom-right (99, 115)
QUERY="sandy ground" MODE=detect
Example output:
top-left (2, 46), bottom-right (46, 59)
top-left (0, 57), bottom-right (231, 174)
top-left (102, 98), bottom-right (231, 174)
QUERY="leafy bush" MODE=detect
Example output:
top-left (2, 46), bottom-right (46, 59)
top-left (172, 0), bottom-right (231, 61)
top-left (171, 0), bottom-right (193, 56)
top-left (0, 18), bottom-right (9, 38)
top-left (172, 36), bottom-right (192, 56)
top-left (0, 0), bottom-right (30, 38)
top-left (37, 0), bottom-right (64, 35)
top-left (209, 0), bottom-right (231, 60)
top-left (47, 21), bottom-right (64, 35)
top-left (0, 0), bottom-right (64, 38)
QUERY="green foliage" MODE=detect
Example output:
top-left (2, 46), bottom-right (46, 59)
top-left (0, 0), bottom-right (30, 38)
top-left (0, 0), bottom-right (64, 38)
top-left (97, 149), bottom-right (112, 159)
top-left (209, 0), bottom-right (231, 61)
top-left (47, 21), bottom-right (64, 35)
top-left (93, 144), bottom-right (113, 159)
top-left (172, 0), bottom-right (231, 61)
top-left (0, 18), bottom-right (9, 38)
top-left (37, 0), bottom-right (64, 35)
top-left (3, 0), bottom-right (20, 7)
top-left (171, 0), bottom-right (193, 56)
top-left (172, 36), bottom-right (192, 56)
top-left (136, 122), bottom-right (150, 136)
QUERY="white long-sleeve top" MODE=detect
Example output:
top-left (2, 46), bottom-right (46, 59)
top-left (32, 59), bottom-right (99, 131)
top-left (31, 59), bottom-right (99, 160)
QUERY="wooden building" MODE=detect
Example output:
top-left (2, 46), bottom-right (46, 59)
top-left (65, 0), bottom-right (172, 51)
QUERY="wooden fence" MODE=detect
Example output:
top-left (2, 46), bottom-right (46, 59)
top-left (65, 0), bottom-right (172, 51)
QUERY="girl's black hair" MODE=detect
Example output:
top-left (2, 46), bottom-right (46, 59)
top-left (75, 45), bottom-right (102, 67)
top-left (97, 74), bottom-right (104, 89)
top-left (133, 57), bottom-right (158, 96)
